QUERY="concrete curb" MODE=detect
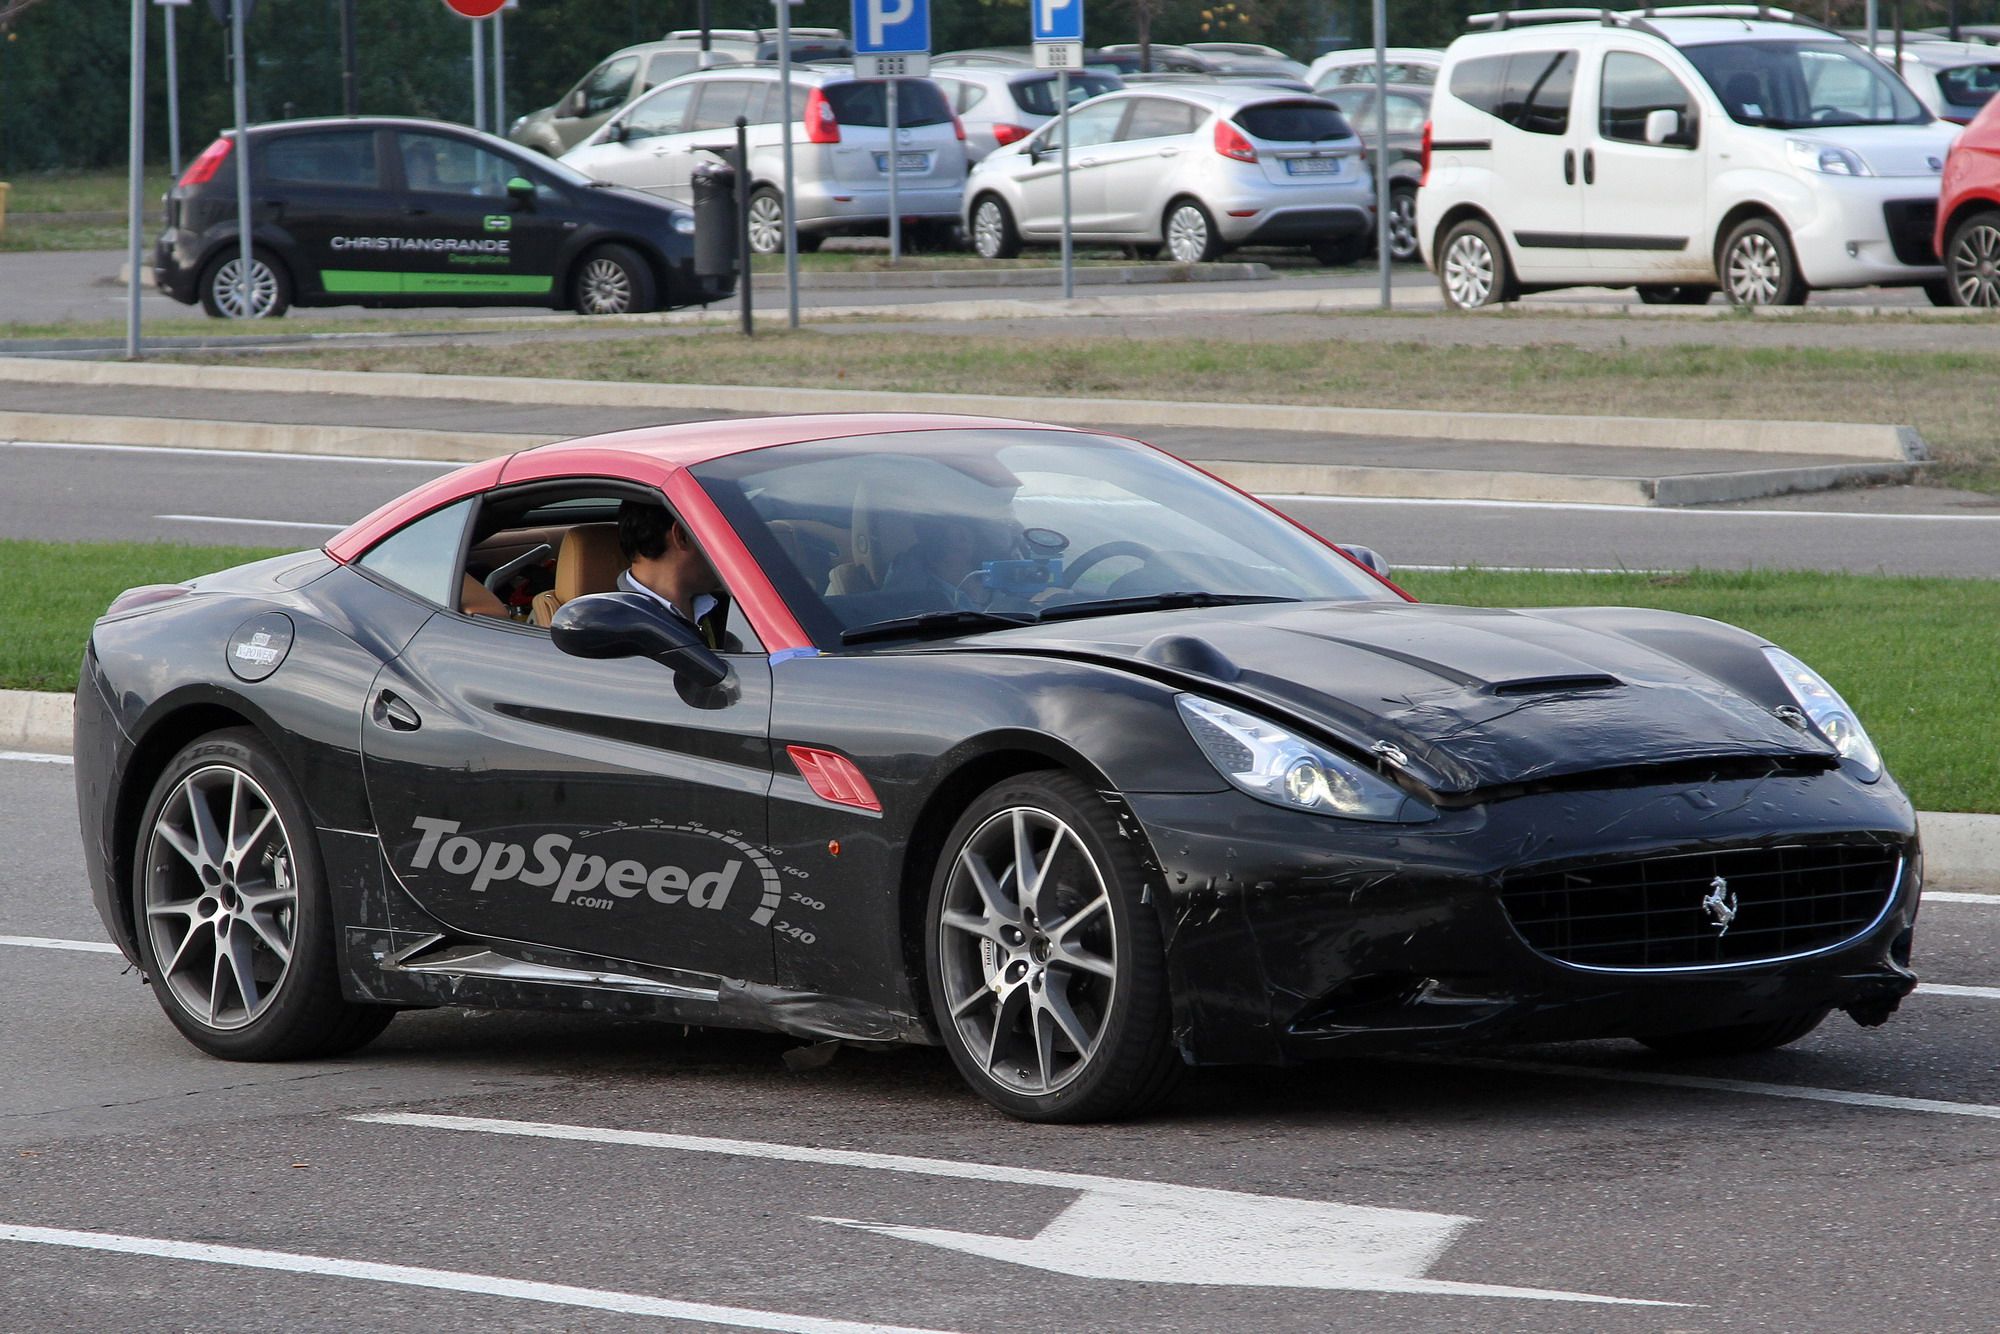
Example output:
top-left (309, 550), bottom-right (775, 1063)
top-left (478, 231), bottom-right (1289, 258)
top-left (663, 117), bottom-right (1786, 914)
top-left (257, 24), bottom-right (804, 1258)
top-left (0, 357), bottom-right (1925, 461)
top-left (0, 410), bottom-right (544, 463)
top-left (1, 687), bottom-right (1990, 882)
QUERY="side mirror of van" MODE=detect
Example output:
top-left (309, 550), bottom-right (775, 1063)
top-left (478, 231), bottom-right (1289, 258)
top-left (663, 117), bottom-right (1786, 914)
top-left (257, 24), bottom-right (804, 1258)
top-left (562, 89), bottom-right (587, 118)
top-left (1643, 108), bottom-right (1680, 145)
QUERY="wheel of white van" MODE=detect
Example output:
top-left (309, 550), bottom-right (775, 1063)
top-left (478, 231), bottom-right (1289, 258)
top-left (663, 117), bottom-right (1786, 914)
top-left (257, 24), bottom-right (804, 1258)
top-left (925, 772), bottom-right (1181, 1122)
top-left (1719, 218), bottom-right (1808, 306)
top-left (1387, 185), bottom-right (1420, 263)
top-left (1943, 211), bottom-right (2000, 307)
top-left (1438, 218), bottom-right (1510, 309)
top-left (132, 728), bottom-right (394, 1060)
top-left (572, 243), bottom-right (656, 315)
top-left (1163, 199), bottom-right (1220, 264)
top-left (1636, 284), bottom-right (1714, 305)
top-left (198, 247), bottom-right (291, 319)
top-left (971, 196), bottom-right (1022, 260)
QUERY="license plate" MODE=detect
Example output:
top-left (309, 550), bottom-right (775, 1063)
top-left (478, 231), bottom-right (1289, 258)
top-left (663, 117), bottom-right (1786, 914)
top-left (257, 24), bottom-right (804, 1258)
top-left (875, 152), bottom-right (929, 172)
top-left (1285, 156), bottom-right (1339, 175)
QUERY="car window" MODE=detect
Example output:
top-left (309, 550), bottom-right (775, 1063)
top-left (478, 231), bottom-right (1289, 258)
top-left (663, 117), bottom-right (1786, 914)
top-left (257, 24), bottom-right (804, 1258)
top-left (1235, 100), bottom-right (1352, 142)
top-left (1330, 61), bottom-right (1435, 86)
top-left (399, 133), bottom-right (517, 196)
top-left (1450, 49), bottom-right (1575, 135)
top-left (1938, 62), bottom-right (2000, 111)
top-left (1383, 91), bottom-right (1430, 132)
top-left (1319, 88), bottom-right (1375, 121)
top-left (624, 83), bottom-right (696, 140)
top-left (646, 51), bottom-right (705, 86)
top-left (821, 79), bottom-right (954, 128)
top-left (1043, 99), bottom-right (1127, 151)
top-left (1011, 72), bottom-right (1121, 115)
top-left (691, 79), bottom-right (758, 130)
top-left (1118, 97), bottom-right (1201, 141)
top-left (578, 56), bottom-right (641, 117)
top-left (1683, 39), bottom-right (1928, 127)
top-left (1600, 51), bottom-right (1699, 147)
top-left (359, 499), bottom-right (474, 608)
top-left (259, 130), bottom-right (380, 188)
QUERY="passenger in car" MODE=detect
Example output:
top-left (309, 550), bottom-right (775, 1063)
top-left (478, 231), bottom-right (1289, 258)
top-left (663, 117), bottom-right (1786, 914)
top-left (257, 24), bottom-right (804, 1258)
top-left (616, 500), bottom-right (729, 648)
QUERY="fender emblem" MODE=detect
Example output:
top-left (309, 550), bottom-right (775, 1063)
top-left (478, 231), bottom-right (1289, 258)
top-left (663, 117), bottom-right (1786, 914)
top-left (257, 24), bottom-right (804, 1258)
top-left (1700, 875), bottom-right (1738, 935)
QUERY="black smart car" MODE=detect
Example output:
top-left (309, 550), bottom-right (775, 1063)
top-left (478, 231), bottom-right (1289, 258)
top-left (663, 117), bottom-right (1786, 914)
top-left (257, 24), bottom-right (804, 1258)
top-left (155, 116), bottom-right (731, 319)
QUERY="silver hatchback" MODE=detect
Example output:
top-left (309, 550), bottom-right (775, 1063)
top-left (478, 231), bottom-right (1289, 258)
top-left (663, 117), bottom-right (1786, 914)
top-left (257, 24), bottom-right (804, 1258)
top-left (962, 85), bottom-right (1373, 264)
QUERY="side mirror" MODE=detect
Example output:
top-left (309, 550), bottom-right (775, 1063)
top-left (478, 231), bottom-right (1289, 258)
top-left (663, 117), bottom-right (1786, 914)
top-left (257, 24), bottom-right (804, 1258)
top-left (549, 592), bottom-right (729, 688)
top-left (505, 176), bottom-right (536, 209)
top-left (1643, 107), bottom-right (1680, 145)
top-left (603, 119), bottom-right (629, 144)
top-left (1340, 544), bottom-right (1392, 581)
top-left (562, 88), bottom-right (587, 118)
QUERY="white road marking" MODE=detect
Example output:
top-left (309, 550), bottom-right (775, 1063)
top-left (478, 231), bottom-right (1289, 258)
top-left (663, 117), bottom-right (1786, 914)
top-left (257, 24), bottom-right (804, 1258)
top-left (1925, 892), bottom-right (2000, 905)
top-left (0, 935), bottom-right (119, 955)
top-left (1394, 564), bottom-right (1679, 576)
top-left (0, 751), bottom-right (72, 766)
top-left (1265, 494), bottom-right (2000, 521)
top-left (155, 514), bottom-right (345, 531)
top-left (0, 1224), bottom-right (952, 1334)
top-left (352, 1113), bottom-right (1679, 1305)
top-left (1918, 983), bottom-right (2000, 1000)
top-left (1, 441), bottom-right (456, 468)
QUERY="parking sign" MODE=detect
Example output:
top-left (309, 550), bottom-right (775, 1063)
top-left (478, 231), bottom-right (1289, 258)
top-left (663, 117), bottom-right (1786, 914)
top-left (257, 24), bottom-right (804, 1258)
top-left (852, 0), bottom-right (929, 54)
top-left (1032, 0), bottom-right (1082, 43)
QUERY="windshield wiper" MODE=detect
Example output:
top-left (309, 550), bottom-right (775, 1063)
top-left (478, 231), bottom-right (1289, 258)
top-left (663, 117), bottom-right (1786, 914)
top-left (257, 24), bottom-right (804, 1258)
top-left (1036, 591), bottom-right (1298, 622)
top-left (840, 609), bottom-right (1040, 645)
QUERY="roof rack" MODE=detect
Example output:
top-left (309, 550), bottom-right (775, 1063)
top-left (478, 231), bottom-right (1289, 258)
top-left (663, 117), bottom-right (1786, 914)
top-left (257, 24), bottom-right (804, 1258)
top-left (1469, 4), bottom-right (1843, 40)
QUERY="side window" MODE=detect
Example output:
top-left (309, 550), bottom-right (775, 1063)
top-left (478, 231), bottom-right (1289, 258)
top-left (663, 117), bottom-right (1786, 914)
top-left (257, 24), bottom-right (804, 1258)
top-left (359, 499), bottom-right (474, 608)
top-left (1045, 99), bottom-right (1126, 152)
top-left (1320, 89), bottom-right (1376, 122)
top-left (259, 130), bottom-right (379, 189)
top-left (1600, 51), bottom-right (1699, 147)
top-left (579, 56), bottom-right (641, 117)
top-left (625, 84), bottom-right (696, 140)
top-left (1448, 53), bottom-right (1508, 117)
top-left (646, 52), bottom-right (702, 86)
top-left (1385, 92), bottom-right (1430, 133)
top-left (1119, 98), bottom-right (1199, 141)
top-left (959, 83), bottom-right (990, 113)
top-left (691, 80), bottom-right (758, 131)
top-left (400, 133), bottom-right (517, 196)
top-left (1502, 50), bottom-right (1576, 135)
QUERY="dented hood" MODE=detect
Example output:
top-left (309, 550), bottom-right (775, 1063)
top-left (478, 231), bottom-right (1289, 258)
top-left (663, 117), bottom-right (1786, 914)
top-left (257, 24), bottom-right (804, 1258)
top-left (982, 600), bottom-right (1835, 795)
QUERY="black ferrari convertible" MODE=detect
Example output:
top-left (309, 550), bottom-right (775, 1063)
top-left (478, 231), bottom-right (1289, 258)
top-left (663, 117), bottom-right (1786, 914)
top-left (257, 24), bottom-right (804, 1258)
top-left (73, 415), bottom-right (1920, 1121)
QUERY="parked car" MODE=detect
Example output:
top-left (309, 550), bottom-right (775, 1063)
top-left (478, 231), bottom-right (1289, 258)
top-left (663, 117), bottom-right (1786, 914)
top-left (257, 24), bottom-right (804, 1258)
top-left (1307, 46), bottom-right (1442, 89)
top-left (964, 85), bottom-right (1373, 264)
top-left (1871, 40), bottom-right (2000, 125)
top-left (77, 414), bottom-right (1918, 1122)
top-left (1096, 42), bottom-right (1225, 73)
top-left (1313, 82), bottom-right (1430, 259)
top-left (155, 117), bottom-right (728, 319)
top-left (1934, 89), bottom-right (2000, 304)
top-left (508, 40), bottom-right (745, 157)
top-left (1417, 11), bottom-right (1955, 308)
top-left (659, 27), bottom-right (853, 64)
top-left (932, 67), bottom-right (1125, 163)
top-left (561, 67), bottom-right (968, 253)
top-left (935, 47), bottom-right (1133, 76)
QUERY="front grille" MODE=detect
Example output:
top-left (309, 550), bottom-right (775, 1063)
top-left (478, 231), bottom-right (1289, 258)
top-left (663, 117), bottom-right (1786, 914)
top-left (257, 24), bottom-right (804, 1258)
top-left (1883, 198), bottom-right (1939, 266)
top-left (1501, 842), bottom-right (1901, 970)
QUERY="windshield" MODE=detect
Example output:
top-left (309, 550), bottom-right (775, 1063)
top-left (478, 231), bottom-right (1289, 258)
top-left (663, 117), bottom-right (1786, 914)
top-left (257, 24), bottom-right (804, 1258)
top-left (1012, 72), bottom-right (1123, 115)
top-left (1684, 39), bottom-right (1929, 128)
top-left (692, 429), bottom-right (1398, 647)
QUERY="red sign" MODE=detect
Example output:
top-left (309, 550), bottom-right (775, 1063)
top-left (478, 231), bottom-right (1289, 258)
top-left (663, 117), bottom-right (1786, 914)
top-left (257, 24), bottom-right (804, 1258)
top-left (441, 0), bottom-right (507, 16)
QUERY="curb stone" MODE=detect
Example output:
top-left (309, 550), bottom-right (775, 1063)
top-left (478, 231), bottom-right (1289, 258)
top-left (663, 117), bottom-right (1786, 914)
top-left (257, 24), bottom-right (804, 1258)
top-left (1, 689), bottom-right (1991, 884)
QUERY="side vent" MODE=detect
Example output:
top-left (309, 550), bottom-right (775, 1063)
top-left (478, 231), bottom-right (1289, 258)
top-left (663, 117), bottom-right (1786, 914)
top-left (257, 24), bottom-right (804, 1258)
top-left (1490, 674), bottom-right (1621, 696)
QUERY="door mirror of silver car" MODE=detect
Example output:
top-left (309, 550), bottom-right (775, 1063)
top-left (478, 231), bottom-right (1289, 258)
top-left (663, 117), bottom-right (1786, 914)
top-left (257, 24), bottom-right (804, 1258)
top-left (1643, 108), bottom-right (1679, 145)
top-left (604, 119), bottom-right (629, 144)
top-left (550, 592), bottom-right (729, 688)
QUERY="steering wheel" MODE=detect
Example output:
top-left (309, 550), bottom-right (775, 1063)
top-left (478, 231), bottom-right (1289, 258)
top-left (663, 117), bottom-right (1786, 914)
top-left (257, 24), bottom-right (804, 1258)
top-left (1060, 541), bottom-right (1155, 588)
top-left (1808, 105), bottom-right (1843, 123)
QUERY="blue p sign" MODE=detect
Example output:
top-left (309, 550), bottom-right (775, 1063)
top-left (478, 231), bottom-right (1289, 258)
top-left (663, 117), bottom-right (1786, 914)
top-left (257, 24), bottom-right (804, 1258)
top-left (853, 0), bottom-right (930, 53)
top-left (1033, 0), bottom-right (1082, 42)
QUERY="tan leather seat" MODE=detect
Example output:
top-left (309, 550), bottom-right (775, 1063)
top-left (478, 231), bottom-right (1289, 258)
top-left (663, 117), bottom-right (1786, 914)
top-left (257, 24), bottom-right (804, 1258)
top-left (825, 480), bottom-right (913, 596)
top-left (531, 522), bottom-right (624, 627)
top-left (460, 574), bottom-right (511, 619)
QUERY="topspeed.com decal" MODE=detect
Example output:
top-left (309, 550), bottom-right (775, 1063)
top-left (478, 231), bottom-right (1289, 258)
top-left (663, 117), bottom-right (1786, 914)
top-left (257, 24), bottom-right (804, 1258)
top-left (407, 817), bottom-right (786, 925)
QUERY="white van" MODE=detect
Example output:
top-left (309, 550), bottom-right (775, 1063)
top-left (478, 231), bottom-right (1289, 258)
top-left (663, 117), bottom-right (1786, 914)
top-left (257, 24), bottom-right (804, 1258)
top-left (1416, 7), bottom-right (1956, 306)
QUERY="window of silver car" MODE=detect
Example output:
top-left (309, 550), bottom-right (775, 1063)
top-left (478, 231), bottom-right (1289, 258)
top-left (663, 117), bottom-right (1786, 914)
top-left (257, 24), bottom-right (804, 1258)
top-left (1599, 52), bottom-right (1699, 147)
top-left (1041, 99), bottom-right (1127, 151)
top-left (579, 56), bottom-right (641, 117)
top-left (646, 51), bottom-right (707, 86)
top-left (625, 84), bottom-right (697, 139)
top-left (1118, 97), bottom-right (1201, 140)
top-left (691, 80), bottom-right (758, 131)
top-left (1011, 72), bottom-right (1121, 115)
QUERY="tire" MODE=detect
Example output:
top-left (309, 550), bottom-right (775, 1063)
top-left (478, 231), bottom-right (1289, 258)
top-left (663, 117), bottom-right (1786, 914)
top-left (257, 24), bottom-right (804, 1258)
top-left (1162, 198), bottom-right (1220, 264)
top-left (1719, 217), bottom-right (1808, 306)
top-left (197, 245), bottom-right (291, 319)
top-left (1437, 217), bottom-right (1511, 309)
top-left (1386, 184), bottom-right (1419, 263)
top-left (970, 195), bottom-right (1022, 260)
top-left (1636, 284), bottom-right (1715, 306)
top-left (747, 188), bottom-right (787, 256)
top-left (131, 728), bottom-right (393, 1061)
top-left (570, 242), bottom-right (656, 316)
top-left (1944, 210), bottom-right (2000, 307)
top-left (1309, 235), bottom-right (1368, 267)
top-left (1636, 1008), bottom-right (1829, 1057)
top-left (924, 772), bottom-right (1182, 1122)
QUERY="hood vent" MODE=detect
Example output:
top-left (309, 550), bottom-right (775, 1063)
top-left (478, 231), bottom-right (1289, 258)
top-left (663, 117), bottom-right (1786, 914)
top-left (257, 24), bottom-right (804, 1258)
top-left (1490, 674), bottom-right (1622, 697)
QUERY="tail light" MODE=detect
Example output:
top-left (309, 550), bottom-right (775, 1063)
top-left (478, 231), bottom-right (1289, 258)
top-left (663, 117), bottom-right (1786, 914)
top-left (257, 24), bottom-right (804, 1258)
top-left (992, 122), bottom-right (1031, 146)
top-left (180, 137), bottom-right (232, 187)
top-left (1419, 119), bottom-right (1432, 187)
top-left (1214, 119), bottom-right (1258, 163)
top-left (804, 87), bottom-right (840, 144)
top-left (953, 113), bottom-right (967, 142)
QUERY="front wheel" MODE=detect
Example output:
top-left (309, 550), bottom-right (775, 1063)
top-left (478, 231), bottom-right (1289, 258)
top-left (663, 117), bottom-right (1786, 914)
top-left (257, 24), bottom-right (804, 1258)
top-left (198, 246), bottom-right (291, 319)
top-left (1437, 218), bottom-right (1511, 309)
top-left (1636, 1008), bottom-right (1828, 1057)
top-left (970, 196), bottom-right (1021, 260)
top-left (1719, 217), bottom-right (1808, 306)
top-left (571, 243), bottom-right (657, 315)
top-left (1163, 198), bottom-right (1220, 264)
top-left (132, 729), bottom-right (393, 1060)
top-left (925, 773), bottom-right (1181, 1122)
top-left (1944, 210), bottom-right (2000, 307)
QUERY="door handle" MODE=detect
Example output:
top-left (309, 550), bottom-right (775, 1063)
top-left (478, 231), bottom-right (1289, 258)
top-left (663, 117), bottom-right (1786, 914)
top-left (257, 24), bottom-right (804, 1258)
top-left (1563, 149), bottom-right (1575, 185)
top-left (372, 690), bottom-right (421, 732)
top-left (1079, 157), bottom-right (1099, 166)
top-left (403, 206), bottom-right (431, 217)
top-left (1157, 147), bottom-right (1180, 157)
top-left (1584, 148), bottom-right (1596, 185)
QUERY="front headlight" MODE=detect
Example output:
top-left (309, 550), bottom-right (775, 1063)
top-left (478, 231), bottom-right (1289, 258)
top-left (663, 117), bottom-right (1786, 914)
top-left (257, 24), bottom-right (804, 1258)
top-left (1762, 646), bottom-right (1882, 781)
top-left (671, 212), bottom-right (697, 235)
top-left (1786, 139), bottom-right (1872, 176)
top-left (1177, 696), bottom-right (1432, 823)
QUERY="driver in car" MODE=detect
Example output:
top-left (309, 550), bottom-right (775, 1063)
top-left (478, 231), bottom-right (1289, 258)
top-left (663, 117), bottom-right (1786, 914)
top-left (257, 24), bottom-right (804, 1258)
top-left (617, 500), bottom-right (730, 649)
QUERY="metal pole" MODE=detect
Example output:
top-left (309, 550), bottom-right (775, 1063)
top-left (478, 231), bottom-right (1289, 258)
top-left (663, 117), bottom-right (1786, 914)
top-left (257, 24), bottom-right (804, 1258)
top-left (778, 0), bottom-right (798, 328)
top-left (230, 0), bottom-right (253, 317)
top-left (1865, 0), bottom-right (1877, 49)
top-left (1373, 0), bottom-right (1389, 309)
top-left (339, 0), bottom-right (357, 115)
top-left (471, 17), bottom-right (487, 133)
top-left (164, 2), bottom-right (181, 176)
top-left (1058, 68), bottom-right (1072, 299)
top-left (126, 0), bottom-right (147, 359)
top-left (494, 9), bottom-right (506, 134)
top-left (699, 0), bottom-right (712, 52)
top-left (886, 77), bottom-right (901, 263)
top-left (736, 115), bottom-right (753, 336)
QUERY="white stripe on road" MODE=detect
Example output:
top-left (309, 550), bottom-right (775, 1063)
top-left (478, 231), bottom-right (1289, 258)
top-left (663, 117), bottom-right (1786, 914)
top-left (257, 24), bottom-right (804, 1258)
top-left (0, 751), bottom-right (72, 765)
top-left (2, 441), bottom-right (457, 469)
top-left (1925, 892), bottom-right (2000, 904)
top-left (1918, 983), bottom-right (2000, 1000)
top-left (155, 514), bottom-right (345, 532)
top-left (0, 935), bottom-right (119, 955)
top-left (1394, 564), bottom-right (1679, 576)
top-left (0, 1225), bottom-right (954, 1334)
top-left (1265, 494), bottom-right (2000, 521)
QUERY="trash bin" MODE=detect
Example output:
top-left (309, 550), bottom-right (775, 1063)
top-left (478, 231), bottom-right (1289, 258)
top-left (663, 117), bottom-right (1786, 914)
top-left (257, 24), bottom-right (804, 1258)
top-left (691, 161), bottom-right (738, 280)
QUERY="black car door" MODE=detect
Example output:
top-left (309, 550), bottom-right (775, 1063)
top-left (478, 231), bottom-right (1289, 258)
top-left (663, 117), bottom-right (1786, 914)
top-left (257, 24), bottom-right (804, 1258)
top-left (252, 126), bottom-right (402, 302)
top-left (386, 129), bottom-right (568, 304)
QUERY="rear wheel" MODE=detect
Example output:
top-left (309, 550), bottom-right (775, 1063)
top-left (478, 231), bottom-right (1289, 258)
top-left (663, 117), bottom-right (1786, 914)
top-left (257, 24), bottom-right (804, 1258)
top-left (970, 195), bottom-right (1021, 260)
top-left (746, 188), bottom-right (786, 255)
top-left (1636, 1008), bottom-right (1828, 1057)
top-left (1437, 218), bottom-right (1510, 309)
top-left (198, 246), bottom-right (291, 319)
top-left (1163, 198), bottom-right (1220, 263)
top-left (925, 773), bottom-right (1181, 1122)
top-left (1944, 210), bottom-right (2000, 307)
top-left (1719, 217), bottom-right (1808, 306)
top-left (1636, 284), bottom-right (1715, 305)
top-left (571, 243), bottom-right (656, 315)
top-left (132, 729), bottom-right (392, 1060)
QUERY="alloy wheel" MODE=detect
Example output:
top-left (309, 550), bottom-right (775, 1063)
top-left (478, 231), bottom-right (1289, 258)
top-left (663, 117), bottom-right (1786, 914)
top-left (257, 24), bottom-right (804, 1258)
top-left (973, 201), bottom-right (1007, 259)
top-left (576, 257), bottom-right (634, 315)
top-left (936, 805), bottom-right (1119, 1096)
top-left (1949, 222), bottom-right (2000, 308)
top-left (209, 256), bottom-right (282, 319)
top-left (747, 194), bottom-right (784, 255)
top-left (142, 764), bottom-right (298, 1031)
top-left (1388, 191), bottom-right (1419, 262)
top-left (1725, 233), bottom-right (1783, 304)
top-left (1443, 232), bottom-right (1494, 307)
top-left (1165, 206), bottom-right (1210, 264)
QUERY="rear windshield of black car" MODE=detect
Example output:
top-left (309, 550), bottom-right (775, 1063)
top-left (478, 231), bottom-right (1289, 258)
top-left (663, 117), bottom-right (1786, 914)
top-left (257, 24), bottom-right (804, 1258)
top-left (1234, 100), bottom-right (1353, 141)
top-left (823, 80), bottom-right (954, 127)
top-left (1012, 73), bottom-right (1123, 115)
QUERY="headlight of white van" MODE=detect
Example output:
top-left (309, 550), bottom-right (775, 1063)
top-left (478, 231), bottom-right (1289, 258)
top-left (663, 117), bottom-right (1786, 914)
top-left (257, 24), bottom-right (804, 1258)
top-left (1786, 139), bottom-right (1872, 176)
top-left (1762, 646), bottom-right (1882, 781)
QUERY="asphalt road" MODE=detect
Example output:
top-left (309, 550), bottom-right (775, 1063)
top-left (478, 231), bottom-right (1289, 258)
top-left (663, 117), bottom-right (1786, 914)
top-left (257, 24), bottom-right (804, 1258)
top-left (5, 750), bottom-right (1999, 1331)
top-left (7, 439), bottom-right (1997, 579)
